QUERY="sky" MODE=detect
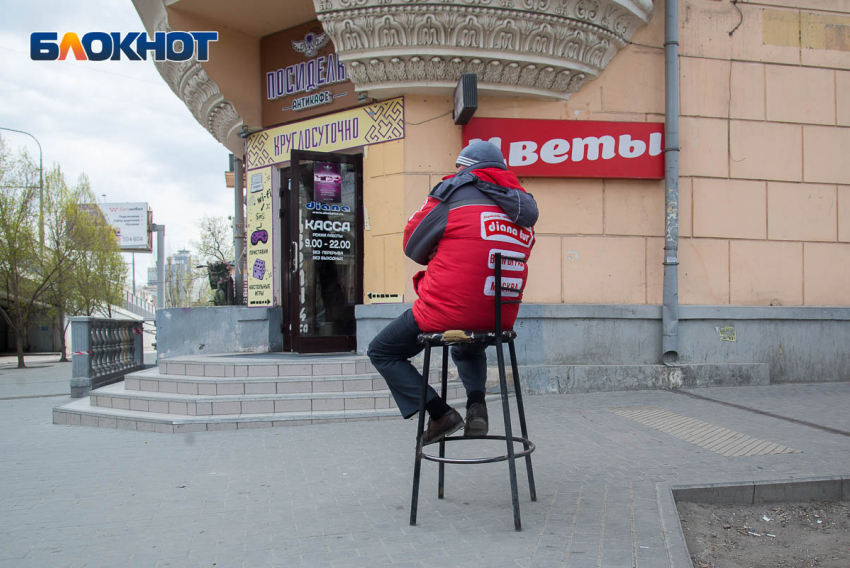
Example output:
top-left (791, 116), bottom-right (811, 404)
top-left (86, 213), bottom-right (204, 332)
top-left (0, 0), bottom-right (233, 291)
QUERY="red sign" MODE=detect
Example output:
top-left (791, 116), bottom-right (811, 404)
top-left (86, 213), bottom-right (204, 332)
top-left (463, 118), bottom-right (665, 179)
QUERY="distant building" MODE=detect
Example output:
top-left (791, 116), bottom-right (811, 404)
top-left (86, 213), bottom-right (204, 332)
top-left (166, 249), bottom-right (195, 307)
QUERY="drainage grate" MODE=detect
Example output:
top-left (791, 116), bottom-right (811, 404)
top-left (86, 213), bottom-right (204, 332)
top-left (610, 406), bottom-right (799, 457)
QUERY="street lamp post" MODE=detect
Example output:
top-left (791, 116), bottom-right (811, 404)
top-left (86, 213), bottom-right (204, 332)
top-left (0, 127), bottom-right (44, 245)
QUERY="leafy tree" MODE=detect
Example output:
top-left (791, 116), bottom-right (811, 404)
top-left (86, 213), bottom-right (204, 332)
top-left (64, 174), bottom-right (126, 318)
top-left (71, 240), bottom-right (125, 317)
top-left (41, 165), bottom-right (74, 361)
top-left (0, 136), bottom-right (126, 367)
top-left (0, 137), bottom-right (59, 368)
top-left (43, 171), bottom-right (125, 360)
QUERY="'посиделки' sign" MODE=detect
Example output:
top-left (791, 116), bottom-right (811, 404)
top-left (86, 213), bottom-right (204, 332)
top-left (260, 21), bottom-right (356, 128)
top-left (463, 118), bottom-right (665, 179)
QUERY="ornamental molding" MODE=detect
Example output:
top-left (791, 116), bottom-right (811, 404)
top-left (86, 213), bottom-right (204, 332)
top-left (153, 17), bottom-right (244, 153)
top-left (314, 0), bottom-right (653, 98)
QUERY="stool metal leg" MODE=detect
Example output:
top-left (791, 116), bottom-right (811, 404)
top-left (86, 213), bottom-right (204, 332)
top-left (410, 344), bottom-right (431, 526)
top-left (496, 337), bottom-right (522, 531)
top-left (438, 345), bottom-right (449, 499)
top-left (508, 341), bottom-right (537, 502)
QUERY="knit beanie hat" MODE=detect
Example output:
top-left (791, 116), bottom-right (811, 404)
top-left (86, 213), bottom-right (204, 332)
top-left (455, 140), bottom-right (507, 170)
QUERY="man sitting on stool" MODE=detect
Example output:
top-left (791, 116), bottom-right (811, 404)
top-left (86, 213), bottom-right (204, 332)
top-left (367, 141), bottom-right (539, 444)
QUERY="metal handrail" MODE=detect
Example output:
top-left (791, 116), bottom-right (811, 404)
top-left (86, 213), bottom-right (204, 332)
top-left (121, 290), bottom-right (156, 319)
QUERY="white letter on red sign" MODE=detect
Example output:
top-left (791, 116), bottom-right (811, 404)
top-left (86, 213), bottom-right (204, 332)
top-left (618, 135), bottom-right (646, 159)
top-left (571, 136), bottom-right (615, 161)
top-left (540, 138), bottom-right (570, 164)
top-left (649, 132), bottom-right (663, 156)
top-left (509, 141), bottom-right (539, 166)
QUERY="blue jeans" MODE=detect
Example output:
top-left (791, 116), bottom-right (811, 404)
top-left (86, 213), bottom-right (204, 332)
top-left (367, 309), bottom-right (488, 419)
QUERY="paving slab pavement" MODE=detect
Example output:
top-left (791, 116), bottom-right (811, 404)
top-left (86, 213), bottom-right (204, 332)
top-left (0, 375), bottom-right (848, 568)
top-left (0, 352), bottom-right (158, 399)
top-left (0, 354), bottom-right (73, 399)
top-left (679, 383), bottom-right (850, 434)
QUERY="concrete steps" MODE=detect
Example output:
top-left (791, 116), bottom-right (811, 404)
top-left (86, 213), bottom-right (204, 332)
top-left (125, 368), bottom-right (396, 396)
top-left (53, 353), bottom-right (488, 433)
top-left (90, 380), bottom-right (469, 415)
top-left (54, 396), bottom-right (411, 433)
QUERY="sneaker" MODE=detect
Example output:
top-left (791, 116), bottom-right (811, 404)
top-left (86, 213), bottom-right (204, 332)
top-left (464, 402), bottom-right (489, 436)
top-left (421, 408), bottom-right (464, 446)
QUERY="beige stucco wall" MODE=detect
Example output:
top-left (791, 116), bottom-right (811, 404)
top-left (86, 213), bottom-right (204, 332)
top-left (364, 0), bottom-right (850, 308)
top-left (165, 7), bottom-right (263, 130)
top-left (362, 96), bottom-right (461, 304)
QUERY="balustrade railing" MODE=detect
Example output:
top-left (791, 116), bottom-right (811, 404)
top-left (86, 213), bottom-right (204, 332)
top-left (70, 317), bottom-right (145, 398)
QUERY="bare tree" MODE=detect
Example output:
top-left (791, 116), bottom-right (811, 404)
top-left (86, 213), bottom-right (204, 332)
top-left (192, 215), bottom-right (234, 263)
top-left (191, 215), bottom-right (234, 306)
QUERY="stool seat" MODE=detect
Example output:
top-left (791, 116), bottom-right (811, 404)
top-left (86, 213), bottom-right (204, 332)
top-left (417, 330), bottom-right (516, 345)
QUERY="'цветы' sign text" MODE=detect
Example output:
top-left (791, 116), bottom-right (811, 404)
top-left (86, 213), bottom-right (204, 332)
top-left (463, 118), bottom-right (664, 179)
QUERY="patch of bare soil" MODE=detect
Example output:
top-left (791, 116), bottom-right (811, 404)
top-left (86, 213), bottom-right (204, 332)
top-left (677, 500), bottom-right (850, 568)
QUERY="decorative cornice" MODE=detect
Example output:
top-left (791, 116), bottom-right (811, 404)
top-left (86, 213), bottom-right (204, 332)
top-left (315, 0), bottom-right (653, 98)
top-left (153, 17), bottom-right (244, 152)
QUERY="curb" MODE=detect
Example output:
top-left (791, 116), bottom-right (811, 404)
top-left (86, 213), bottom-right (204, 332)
top-left (657, 476), bottom-right (850, 568)
top-left (656, 482), bottom-right (693, 568)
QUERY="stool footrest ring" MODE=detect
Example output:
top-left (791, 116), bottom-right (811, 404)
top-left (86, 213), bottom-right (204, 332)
top-left (420, 435), bottom-right (535, 465)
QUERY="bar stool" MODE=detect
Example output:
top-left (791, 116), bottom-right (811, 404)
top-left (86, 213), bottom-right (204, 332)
top-left (409, 253), bottom-right (537, 531)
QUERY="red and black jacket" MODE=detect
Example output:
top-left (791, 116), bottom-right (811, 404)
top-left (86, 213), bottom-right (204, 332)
top-left (403, 165), bottom-right (538, 332)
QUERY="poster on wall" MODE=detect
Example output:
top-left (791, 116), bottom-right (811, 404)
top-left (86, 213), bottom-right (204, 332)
top-left (246, 167), bottom-right (274, 307)
top-left (314, 162), bottom-right (341, 203)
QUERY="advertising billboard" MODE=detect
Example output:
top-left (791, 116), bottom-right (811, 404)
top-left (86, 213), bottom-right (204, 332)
top-left (98, 202), bottom-right (153, 252)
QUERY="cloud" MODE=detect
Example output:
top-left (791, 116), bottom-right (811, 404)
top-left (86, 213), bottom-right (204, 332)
top-left (0, 0), bottom-right (233, 283)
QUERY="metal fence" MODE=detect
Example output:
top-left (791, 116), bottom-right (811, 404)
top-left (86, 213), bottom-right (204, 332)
top-left (122, 291), bottom-right (156, 319)
top-left (70, 317), bottom-right (145, 398)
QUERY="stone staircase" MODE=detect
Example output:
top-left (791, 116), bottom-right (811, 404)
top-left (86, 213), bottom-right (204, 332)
top-left (53, 353), bottom-right (476, 433)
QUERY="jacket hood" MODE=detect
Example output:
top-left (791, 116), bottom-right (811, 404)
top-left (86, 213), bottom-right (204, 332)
top-left (470, 167), bottom-right (524, 190)
top-left (434, 166), bottom-right (537, 227)
top-left (443, 167), bottom-right (525, 191)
